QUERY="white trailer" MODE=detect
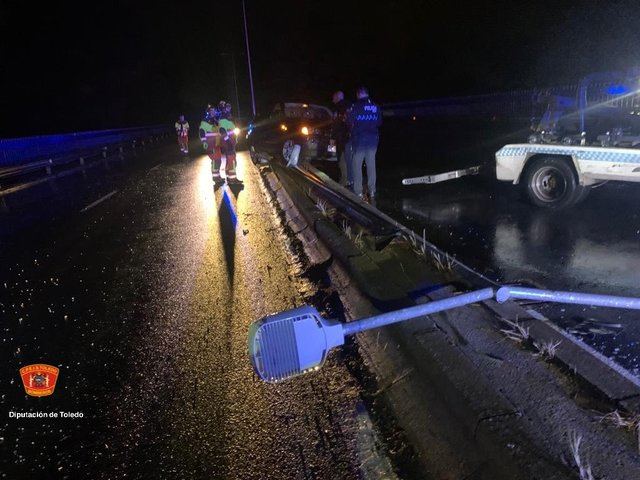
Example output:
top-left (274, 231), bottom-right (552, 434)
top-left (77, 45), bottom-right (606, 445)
top-left (495, 143), bottom-right (640, 207)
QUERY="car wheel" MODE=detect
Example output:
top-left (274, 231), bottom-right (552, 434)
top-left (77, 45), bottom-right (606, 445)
top-left (523, 156), bottom-right (583, 208)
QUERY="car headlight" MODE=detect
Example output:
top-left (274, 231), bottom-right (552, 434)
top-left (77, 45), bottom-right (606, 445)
top-left (301, 126), bottom-right (309, 136)
top-left (233, 127), bottom-right (240, 136)
top-left (280, 124), bottom-right (288, 132)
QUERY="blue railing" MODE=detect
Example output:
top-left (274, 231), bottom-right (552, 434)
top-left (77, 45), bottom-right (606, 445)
top-left (383, 85), bottom-right (579, 119)
top-left (0, 125), bottom-right (171, 168)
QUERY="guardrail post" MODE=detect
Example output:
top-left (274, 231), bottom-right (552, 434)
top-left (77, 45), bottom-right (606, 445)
top-left (46, 159), bottom-right (52, 175)
top-left (79, 156), bottom-right (85, 166)
top-left (102, 147), bottom-right (108, 159)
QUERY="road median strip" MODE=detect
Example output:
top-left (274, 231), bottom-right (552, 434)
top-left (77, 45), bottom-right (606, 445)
top-left (254, 154), bottom-right (640, 478)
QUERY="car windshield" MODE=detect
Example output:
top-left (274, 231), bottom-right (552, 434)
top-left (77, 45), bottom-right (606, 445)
top-left (279, 104), bottom-right (331, 121)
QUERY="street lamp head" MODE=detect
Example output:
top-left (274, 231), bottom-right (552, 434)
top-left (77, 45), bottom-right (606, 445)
top-left (248, 305), bottom-right (345, 383)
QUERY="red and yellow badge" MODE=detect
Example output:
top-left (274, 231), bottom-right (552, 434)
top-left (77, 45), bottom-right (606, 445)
top-left (19, 364), bottom-right (59, 397)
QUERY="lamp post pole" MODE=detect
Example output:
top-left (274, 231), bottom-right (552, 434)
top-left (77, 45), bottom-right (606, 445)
top-left (242, 0), bottom-right (256, 117)
top-left (220, 52), bottom-right (241, 118)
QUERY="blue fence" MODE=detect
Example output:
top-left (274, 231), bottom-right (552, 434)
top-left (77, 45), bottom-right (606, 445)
top-left (383, 79), bottom-right (640, 120)
top-left (383, 85), bottom-right (579, 120)
top-left (0, 125), bottom-right (171, 168)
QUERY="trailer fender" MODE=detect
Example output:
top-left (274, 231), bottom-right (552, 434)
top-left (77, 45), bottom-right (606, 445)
top-left (517, 153), bottom-right (583, 185)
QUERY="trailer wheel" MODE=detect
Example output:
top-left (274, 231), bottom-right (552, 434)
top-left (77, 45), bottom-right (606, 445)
top-left (523, 157), bottom-right (584, 208)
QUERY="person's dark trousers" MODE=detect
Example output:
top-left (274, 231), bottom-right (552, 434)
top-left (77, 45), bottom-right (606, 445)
top-left (337, 141), bottom-right (353, 188)
top-left (351, 142), bottom-right (377, 197)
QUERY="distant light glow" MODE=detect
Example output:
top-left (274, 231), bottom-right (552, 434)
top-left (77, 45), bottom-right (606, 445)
top-left (280, 124), bottom-right (288, 131)
top-left (233, 127), bottom-right (240, 136)
top-left (606, 84), bottom-right (630, 95)
top-left (301, 126), bottom-right (309, 135)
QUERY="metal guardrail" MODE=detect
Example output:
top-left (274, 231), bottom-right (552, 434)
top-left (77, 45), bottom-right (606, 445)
top-left (383, 86), bottom-right (576, 120)
top-left (383, 80), bottom-right (640, 120)
top-left (0, 125), bottom-right (170, 168)
top-left (0, 125), bottom-right (171, 190)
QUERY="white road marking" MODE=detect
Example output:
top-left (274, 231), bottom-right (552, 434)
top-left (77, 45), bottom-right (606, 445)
top-left (148, 163), bottom-right (162, 172)
top-left (80, 190), bottom-right (118, 212)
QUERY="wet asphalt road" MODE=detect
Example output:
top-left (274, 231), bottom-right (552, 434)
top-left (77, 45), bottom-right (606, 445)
top-left (372, 118), bottom-right (640, 377)
top-left (0, 145), bottom-right (385, 479)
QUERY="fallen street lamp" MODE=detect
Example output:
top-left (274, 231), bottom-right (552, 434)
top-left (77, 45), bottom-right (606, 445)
top-left (248, 288), bottom-right (494, 383)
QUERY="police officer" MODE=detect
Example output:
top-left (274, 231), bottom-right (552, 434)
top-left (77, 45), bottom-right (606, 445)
top-left (330, 91), bottom-right (352, 188)
top-left (348, 86), bottom-right (382, 203)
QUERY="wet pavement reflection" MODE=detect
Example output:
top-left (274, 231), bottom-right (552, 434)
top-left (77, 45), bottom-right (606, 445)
top-left (373, 118), bottom-right (640, 376)
top-left (0, 147), bottom-right (391, 479)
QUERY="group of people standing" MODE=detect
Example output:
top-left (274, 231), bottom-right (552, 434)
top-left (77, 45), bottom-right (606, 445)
top-left (331, 86), bottom-right (382, 203)
top-left (174, 90), bottom-right (380, 192)
top-left (198, 101), bottom-right (241, 185)
top-left (173, 100), bottom-right (241, 186)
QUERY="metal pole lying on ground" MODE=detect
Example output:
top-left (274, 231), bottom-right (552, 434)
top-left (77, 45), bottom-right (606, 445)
top-left (341, 288), bottom-right (494, 335)
top-left (496, 286), bottom-right (640, 310)
top-left (248, 288), bottom-right (494, 383)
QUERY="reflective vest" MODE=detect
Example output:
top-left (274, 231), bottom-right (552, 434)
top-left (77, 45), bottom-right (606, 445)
top-left (218, 118), bottom-right (237, 154)
top-left (199, 120), bottom-right (221, 149)
top-left (175, 120), bottom-right (189, 136)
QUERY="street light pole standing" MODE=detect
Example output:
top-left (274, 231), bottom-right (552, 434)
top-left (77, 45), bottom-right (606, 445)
top-left (220, 52), bottom-right (241, 118)
top-left (242, 0), bottom-right (256, 117)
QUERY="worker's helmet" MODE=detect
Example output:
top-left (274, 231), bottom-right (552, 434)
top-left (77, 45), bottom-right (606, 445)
top-left (218, 100), bottom-right (232, 118)
top-left (205, 106), bottom-right (220, 122)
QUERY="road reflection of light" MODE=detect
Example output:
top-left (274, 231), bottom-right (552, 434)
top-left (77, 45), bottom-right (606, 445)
top-left (196, 155), bottom-right (217, 220)
top-left (235, 151), bottom-right (247, 183)
top-left (569, 239), bottom-right (640, 294)
top-left (401, 198), bottom-right (463, 223)
top-left (493, 220), bottom-right (547, 277)
top-left (493, 218), bottom-right (640, 293)
top-left (234, 152), bottom-right (249, 224)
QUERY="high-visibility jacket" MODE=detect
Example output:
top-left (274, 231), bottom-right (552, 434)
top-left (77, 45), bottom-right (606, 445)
top-left (199, 120), bottom-right (220, 149)
top-left (175, 120), bottom-right (189, 136)
top-left (218, 118), bottom-right (237, 155)
top-left (199, 120), bottom-right (218, 138)
top-left (218, 118), bottom-right (235, 132)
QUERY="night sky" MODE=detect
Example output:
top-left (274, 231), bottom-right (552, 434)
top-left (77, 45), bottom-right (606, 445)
top-left (2, 0), bottom-right (639, 137)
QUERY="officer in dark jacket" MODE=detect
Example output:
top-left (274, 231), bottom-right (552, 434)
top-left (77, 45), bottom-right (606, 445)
top-left (347, 86), bottom-right (382, 202)
top-left (330, 91), bottom-right (352, 188)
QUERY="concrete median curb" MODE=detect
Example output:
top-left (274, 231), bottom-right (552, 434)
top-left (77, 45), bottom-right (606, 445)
top-left (306, 163), bottom-right (640, 416)
top-left (256, 158), bottom-right (640, 479)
